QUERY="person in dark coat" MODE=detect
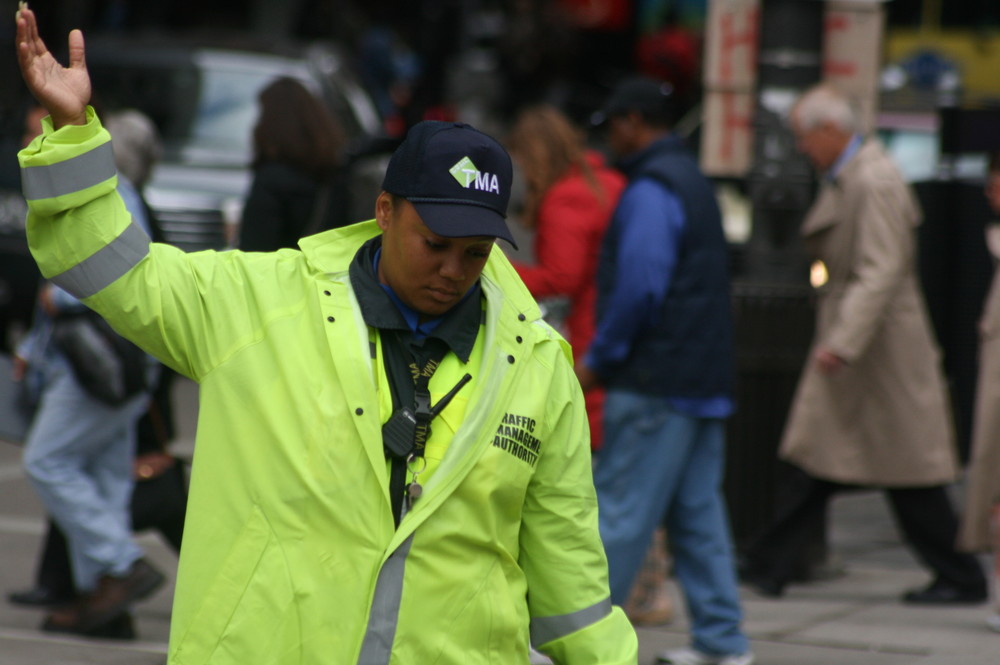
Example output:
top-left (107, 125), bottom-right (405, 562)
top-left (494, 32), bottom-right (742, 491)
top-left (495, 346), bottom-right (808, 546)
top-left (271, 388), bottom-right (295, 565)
top-left (238, 77), bottom-right (351, 251)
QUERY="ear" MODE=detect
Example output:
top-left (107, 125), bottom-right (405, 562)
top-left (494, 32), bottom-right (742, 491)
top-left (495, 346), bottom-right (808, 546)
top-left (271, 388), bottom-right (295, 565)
top-left (375, 192), bottom-right (393, 232)
top-left (622, 110), bottom-right (645, 131)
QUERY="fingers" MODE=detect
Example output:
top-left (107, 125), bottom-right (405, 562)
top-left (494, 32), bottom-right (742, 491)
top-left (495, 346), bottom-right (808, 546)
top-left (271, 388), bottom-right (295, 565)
top-left (813, 348), bottom-right (844, 374)
top-left (16, 7), bottom-right (84, 75)
top-left (12, 356), bottom-right (27, 382)
top-left (17, 6), bottom-right (38, 52)
top-left (15, 6), bottom-right (44, 66)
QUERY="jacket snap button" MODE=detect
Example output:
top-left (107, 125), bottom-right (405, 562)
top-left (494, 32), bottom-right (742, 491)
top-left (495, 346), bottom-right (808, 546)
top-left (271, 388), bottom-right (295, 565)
top-left (355, 408), bottom-right (364, 415)
top-left (516, 336), bottom-right (523, 344)
top-left (324, 290), bottom-right (331, 296)
top-left (517, 313), bottom-right (526, 321)
top-left (327, 316), bottom-right (335, 322)
top-left (507, 355), bottom-right (515, 364)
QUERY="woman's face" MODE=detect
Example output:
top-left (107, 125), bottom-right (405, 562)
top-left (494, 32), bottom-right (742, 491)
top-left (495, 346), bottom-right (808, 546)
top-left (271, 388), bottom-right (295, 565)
top-left (376, 193), bottom-right (494, 319)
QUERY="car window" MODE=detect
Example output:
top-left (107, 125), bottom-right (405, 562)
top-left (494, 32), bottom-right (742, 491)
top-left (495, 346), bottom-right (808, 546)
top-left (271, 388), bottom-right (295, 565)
top-left (86, 42), bottom-right (389, 252)
top-left (187, 67), bottom-right (283, 164)
top-left (878, 128), bottom-right (939, 182)
top-left (91, 60), bottom-right (200, 148)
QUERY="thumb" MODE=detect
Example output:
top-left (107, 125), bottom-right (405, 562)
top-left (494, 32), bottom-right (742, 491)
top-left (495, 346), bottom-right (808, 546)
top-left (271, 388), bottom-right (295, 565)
top-left (67, 28), bottom-right (86, 70)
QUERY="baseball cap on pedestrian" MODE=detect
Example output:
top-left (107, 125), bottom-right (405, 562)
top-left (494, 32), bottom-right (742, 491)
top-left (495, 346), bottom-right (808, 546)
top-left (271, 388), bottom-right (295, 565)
top-left (381, 120), bottom-right (517, 248)
top-left (591, 76), bottom-right (677, 128)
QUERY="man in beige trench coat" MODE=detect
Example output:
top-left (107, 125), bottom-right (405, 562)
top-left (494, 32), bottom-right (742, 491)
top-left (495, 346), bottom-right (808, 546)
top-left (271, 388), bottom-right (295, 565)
top-left (739, 83), bottom-right (987, 604)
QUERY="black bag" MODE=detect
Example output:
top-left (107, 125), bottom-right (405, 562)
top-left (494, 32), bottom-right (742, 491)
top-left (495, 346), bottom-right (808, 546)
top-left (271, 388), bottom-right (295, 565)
top-left (0, 353), bottom-right (35, 443)
top-left (51, 310), bottom-right (150, 405)
top-left (132, 451), bottom-right (188, 536)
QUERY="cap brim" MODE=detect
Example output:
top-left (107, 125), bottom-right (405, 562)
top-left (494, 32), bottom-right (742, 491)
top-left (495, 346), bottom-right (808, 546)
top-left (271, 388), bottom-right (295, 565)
top-left (590, 110), bottom-right (610, 128)
top-left (411, 201), bottom-right (519, 250)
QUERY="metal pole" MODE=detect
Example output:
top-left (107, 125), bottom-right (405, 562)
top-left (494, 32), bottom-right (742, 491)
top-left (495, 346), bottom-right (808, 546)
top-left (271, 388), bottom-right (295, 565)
top-left (744, 0), bottom-right (824, 284)
top-left (725, 0), bottom-right (824, 556)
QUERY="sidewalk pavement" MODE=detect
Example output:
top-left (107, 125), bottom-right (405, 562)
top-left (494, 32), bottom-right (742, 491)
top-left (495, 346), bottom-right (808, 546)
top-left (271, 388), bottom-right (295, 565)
top-left (0, 376), bottom-right (997, 664)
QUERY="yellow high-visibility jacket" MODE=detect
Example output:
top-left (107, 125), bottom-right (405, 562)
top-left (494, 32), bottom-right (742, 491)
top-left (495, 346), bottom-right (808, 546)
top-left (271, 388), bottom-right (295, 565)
top-left (20, 109), bottom-right (637, 665)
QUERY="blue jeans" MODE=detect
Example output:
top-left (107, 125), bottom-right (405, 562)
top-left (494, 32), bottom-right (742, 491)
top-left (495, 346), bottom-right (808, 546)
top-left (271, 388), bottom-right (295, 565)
top-left (22, 353), bottom-right (148, 592)
top-left (595, 390), bottom-right (748, 657)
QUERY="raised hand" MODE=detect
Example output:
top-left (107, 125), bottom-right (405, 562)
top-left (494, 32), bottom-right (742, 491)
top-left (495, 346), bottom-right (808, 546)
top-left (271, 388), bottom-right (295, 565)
top-left (15, 4), bottom-right (91, 129)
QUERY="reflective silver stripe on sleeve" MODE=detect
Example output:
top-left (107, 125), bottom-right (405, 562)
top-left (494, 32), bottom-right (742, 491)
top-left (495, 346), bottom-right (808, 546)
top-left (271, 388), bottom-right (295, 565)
top-left (356, 535), bottom-right (414, 665)
top-left (22, 142), bottom-right (116, 201)
top-left (530, 597), bottom-right (613, 647)
top-left (50, 220), bottom-right (151, 299)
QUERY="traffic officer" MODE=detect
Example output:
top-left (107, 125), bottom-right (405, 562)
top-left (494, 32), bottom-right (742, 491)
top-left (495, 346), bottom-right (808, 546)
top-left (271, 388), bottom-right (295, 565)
top-left (14, 6), bottom-right (638, 664)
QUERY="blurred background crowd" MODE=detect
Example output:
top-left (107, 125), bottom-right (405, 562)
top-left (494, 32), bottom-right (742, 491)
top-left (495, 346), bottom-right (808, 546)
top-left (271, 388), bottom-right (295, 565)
top-left (3, 0), bottom-right (1000, 651)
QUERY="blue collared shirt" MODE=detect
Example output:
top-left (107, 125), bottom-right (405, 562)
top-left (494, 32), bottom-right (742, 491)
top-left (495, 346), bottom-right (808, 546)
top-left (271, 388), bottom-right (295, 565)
top-left (827, 134), bottom-right (863, 181)
top-left (372, 247), bottom-right (479, 340)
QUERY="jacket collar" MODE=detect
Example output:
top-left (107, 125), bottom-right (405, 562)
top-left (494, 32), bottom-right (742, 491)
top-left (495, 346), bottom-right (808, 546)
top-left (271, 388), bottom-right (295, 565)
top-left (829, 137), bottom-right (881, 187)
top-left (616, 133), bottom-right (684, 177)
top-left (348, 236), bottom-right (482, 362)
top-left (298, 219), bottom-right (543, 328)
top-left (826, 134), bottom-right (863, 182)
top-left (801, 139), bottom-right (885, 237)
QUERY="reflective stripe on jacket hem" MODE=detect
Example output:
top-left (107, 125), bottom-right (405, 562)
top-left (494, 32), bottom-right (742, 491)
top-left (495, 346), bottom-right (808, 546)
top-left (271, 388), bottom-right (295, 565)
top-left (21, 142), bottom-right (116, 201)
top-left (530, 597), bottom-right (613, 647)
top-left (50, 220), bottom-right (150, 299)
top-left (357, 535), bottom-right (414, 665)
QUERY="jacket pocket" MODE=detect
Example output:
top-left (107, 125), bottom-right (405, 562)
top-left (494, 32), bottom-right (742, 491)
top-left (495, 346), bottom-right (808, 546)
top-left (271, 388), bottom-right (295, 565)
top-left (431, 557), bottom-right (526, 664)
top-left (173, 506), bottom-right (297, 664)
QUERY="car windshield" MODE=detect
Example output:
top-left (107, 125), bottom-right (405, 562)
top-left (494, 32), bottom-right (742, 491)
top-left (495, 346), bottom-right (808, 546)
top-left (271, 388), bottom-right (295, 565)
top-left (185, 67), bottom-right (274, 165)
top-left (878, 128), bottom-right (939, 182)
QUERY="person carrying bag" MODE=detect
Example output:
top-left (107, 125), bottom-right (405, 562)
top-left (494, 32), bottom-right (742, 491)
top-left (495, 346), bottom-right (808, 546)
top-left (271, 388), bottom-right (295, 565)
top-left (51, 308), bottom-right (151, 405)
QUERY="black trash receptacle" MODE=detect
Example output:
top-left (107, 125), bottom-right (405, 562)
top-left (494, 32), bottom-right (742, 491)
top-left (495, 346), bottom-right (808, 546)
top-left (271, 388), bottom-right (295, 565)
top-left (725, 278), bottom-right (814, 551)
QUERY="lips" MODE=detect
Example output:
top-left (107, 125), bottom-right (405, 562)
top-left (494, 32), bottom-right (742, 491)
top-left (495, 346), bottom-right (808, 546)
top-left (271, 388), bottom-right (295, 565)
top-left (427, 286), bottom-right (460, 302)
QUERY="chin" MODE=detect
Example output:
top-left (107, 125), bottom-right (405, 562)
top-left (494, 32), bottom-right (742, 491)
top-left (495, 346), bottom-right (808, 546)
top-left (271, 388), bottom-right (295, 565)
top-left (420, 303), bottom-right (452, 318)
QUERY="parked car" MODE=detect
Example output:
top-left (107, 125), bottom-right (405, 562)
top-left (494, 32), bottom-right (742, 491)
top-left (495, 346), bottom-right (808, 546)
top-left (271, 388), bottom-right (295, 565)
top-left (87, 36), bottom-right (392, 251)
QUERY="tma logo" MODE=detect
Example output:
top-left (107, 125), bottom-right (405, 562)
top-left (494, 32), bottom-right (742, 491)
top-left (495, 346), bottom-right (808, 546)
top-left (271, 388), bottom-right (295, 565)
top-left (450, 156), bottom-right (500, 194)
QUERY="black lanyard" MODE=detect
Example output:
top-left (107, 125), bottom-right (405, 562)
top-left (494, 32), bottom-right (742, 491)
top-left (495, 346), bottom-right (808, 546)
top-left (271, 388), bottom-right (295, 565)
top-left (380, 330), bottom-right (470, 526)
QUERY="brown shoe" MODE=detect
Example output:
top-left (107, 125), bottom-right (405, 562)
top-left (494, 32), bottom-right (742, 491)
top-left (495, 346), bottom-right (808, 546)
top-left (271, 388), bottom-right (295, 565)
top-left (41, 602), bottom-right (85, 633)
top-left (41, 604), bottom-right (136, 640)
top-left (8, 585), bottom-right (78, 608)
top-left (626, 579), bottom-right (675, 626)
top-left (624, 529), bottom-right (675, 626)
top-left (76, 558), bottom-right (165, 632)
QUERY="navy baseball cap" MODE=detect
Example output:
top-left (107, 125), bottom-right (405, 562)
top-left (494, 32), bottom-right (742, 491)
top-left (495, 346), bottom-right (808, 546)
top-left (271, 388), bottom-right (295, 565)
top-left (591, 76), bottom-right (676, 127)
top-left (381, 121), bottom-right (517, 248)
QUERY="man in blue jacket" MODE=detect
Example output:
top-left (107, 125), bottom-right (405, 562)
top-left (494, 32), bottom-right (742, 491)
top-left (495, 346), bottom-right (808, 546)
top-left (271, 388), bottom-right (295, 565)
top-left (577, 77), bottom-right (753, 665)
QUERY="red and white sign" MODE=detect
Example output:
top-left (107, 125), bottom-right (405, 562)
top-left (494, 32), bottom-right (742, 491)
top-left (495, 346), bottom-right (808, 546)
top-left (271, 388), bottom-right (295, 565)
top-left (823, 0), bottom-right (885, 131)
top-left (703, 0), bottom-right (760, 89)
top-left (700, 0), bottom-right (885, 176)
top-left (701, 0), bottom-right (759, 176)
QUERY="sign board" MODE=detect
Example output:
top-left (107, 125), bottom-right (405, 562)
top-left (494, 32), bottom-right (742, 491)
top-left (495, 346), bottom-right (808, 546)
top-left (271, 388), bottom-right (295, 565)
top-left (701, 0), bottom-right (886, 176)
top-left (823, 0), bottom-right (885, 132)
top-left (701, 89), bottom-right (755, 177)
top-left (701, 0), bottom-right (759, 177)
top-left (703, 0), bottom-right (759, 90)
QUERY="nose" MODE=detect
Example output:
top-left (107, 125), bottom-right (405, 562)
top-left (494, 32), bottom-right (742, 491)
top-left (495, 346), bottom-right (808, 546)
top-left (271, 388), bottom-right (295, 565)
top-left (439, 250), bottom-right (465, 281)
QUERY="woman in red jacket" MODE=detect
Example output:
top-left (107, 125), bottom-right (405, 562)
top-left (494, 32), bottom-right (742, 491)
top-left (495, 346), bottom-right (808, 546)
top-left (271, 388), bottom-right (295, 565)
top-left (506, 106), bottom-right (625, 451)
